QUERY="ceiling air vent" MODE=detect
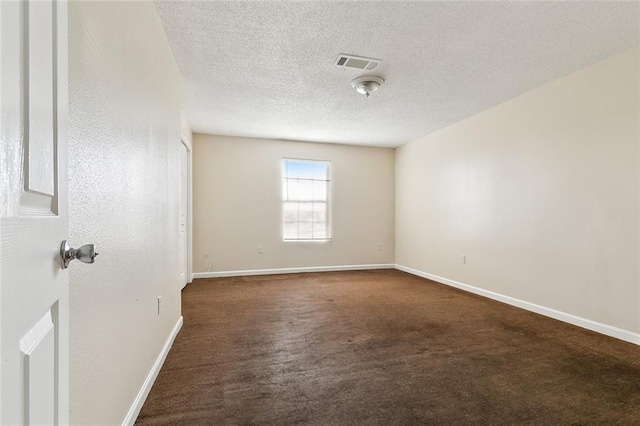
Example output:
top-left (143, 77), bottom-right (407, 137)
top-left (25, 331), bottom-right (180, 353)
top-left (334, 54), bottom-right (381, 71)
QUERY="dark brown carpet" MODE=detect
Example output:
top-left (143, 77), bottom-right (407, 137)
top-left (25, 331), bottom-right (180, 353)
top-left (136, 270), bottom-right (640, 425)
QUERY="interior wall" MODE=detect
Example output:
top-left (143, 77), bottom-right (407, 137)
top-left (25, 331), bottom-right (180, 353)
top-left (68, 2), bottom-right (183, 424)
top-left (193, 135), bottom-right (395, 272)
top-left (396, 47), bottom-right (640, 333)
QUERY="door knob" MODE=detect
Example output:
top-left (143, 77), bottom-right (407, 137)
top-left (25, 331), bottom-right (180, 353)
top-left (60, 240), bottom-right (99, 269)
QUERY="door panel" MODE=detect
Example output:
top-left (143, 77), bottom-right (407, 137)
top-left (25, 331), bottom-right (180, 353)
top-left (1, 0), bottom-right (69, 424)
top-left (20, 309), bottom-right (56, 425)
top-left (26, 0), bottom-right (56, 198)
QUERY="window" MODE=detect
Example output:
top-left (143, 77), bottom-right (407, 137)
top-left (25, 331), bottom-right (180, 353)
top-left (282, 159), bottom-right (330, 241)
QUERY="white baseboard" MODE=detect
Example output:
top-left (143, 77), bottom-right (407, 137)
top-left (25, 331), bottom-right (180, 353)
top-left (395, 264), bottom-right (640, 346)
top-left (193, 263), bottom-right (395, 279)
top-left (122, 316), bottom-right (184, 426)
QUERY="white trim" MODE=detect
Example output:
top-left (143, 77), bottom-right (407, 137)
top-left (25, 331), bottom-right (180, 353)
top-left (193, 264), bottom-right (395, 279)
top-left (180, 113), bottom-right (193, 150)
top-left (187, 144), bottom-right (193, 284)
top-left (395, 264), bottom-right (640, 345)
top-left (180, 113), bottom-right (193, 285)
top-left (179, 138), bottom-right (192, 287)
top-left (122, 316), bottom-right (184, 426)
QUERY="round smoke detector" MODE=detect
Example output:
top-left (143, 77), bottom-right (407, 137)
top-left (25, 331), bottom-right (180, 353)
top-left (351, 75), bottom-right (384, 97)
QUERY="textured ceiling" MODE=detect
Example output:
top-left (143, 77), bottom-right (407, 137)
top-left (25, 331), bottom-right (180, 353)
top-left (154, 1), bottom-right (639, 147)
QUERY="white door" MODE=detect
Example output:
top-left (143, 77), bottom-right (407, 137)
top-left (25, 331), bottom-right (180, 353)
top-left (179, 143), bottom-right (188, 289)
top-left (1, 0), bottom-right (70, 424)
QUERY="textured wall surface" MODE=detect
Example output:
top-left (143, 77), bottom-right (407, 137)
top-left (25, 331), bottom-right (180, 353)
top-left (193, 135), bottom-right (395, 272)
top-left (396, 47), bottom-right (639, 333)
top-left (68, 2), bottom-right (183, 424)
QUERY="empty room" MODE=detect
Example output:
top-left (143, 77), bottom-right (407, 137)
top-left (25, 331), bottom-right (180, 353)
top-left (1, 0), bottom-right (639, 425)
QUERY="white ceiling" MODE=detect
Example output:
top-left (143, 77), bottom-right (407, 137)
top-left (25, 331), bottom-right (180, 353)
top-left (154, 1), bottom-right (639, 148)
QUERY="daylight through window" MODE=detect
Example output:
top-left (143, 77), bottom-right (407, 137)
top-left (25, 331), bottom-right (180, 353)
top-left (282, 159), bottom-right (330, 241)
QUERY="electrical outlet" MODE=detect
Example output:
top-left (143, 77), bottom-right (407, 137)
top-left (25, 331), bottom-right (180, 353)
top-left (376, 242), bottom-right (382, 251)
top-left (461, 255), bottom-right (467, 264)
top-left (157, 296), bottom-right (162, 315)
top-left (258, 245), bottom-right (264, 254)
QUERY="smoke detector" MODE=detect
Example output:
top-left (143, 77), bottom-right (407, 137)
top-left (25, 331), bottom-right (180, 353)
top-left (351, 75), bottom-right (384, 97)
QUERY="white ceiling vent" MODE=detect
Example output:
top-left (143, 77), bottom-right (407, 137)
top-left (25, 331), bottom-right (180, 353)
top-left (334, 54), bottom-right (381, 71)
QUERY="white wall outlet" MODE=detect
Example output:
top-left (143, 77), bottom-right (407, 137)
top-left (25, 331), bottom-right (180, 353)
top-left (376, 242), bottom-right (382, 251)
top-left (157, 295), bottom-right (162, 315)
top-left (461, 255), bottom-right (467, 264)
top-left (258, 245), bottom-right (264, 254)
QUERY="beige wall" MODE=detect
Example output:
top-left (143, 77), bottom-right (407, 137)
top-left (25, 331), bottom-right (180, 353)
top-left (193, 135), bottom-right (395, 272)
top-left (396, 47), bottom-right (639, 333)
top-left (68, 2), bottom-right (183, 424)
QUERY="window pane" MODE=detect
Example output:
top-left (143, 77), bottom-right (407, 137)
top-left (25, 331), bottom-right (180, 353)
top-left (284, 222), bottom-right (298, 240)
top-left (283, 202), bottom-right (298, 222)
top-left (308, 162), bottom-right (328, 180)
top-left (297, 180), bottom-right (313, 201)
top-left (284, 179), bottom-right (326, 201)
top-left (311, 181), bottom-right (327, 201)
top-left (312, 203), bottom-right (326, 222)
top-left (284, 159), bottom-right (328, 180)
top-left (283, 179), bottom-right (299, 201)
top-left (312, 222), bottom-right (327, 239)
top-left (298, 221), bottom-right (313, 239)
top-left (298, 204), bottom-right (313, 222)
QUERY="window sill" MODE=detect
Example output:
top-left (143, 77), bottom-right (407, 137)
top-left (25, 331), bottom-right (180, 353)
top-left (283, 238), bottom-right (332, 242)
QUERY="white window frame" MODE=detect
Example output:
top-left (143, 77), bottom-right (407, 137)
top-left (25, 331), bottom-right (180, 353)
top-left (282, 158), bottom-right (331, 242)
